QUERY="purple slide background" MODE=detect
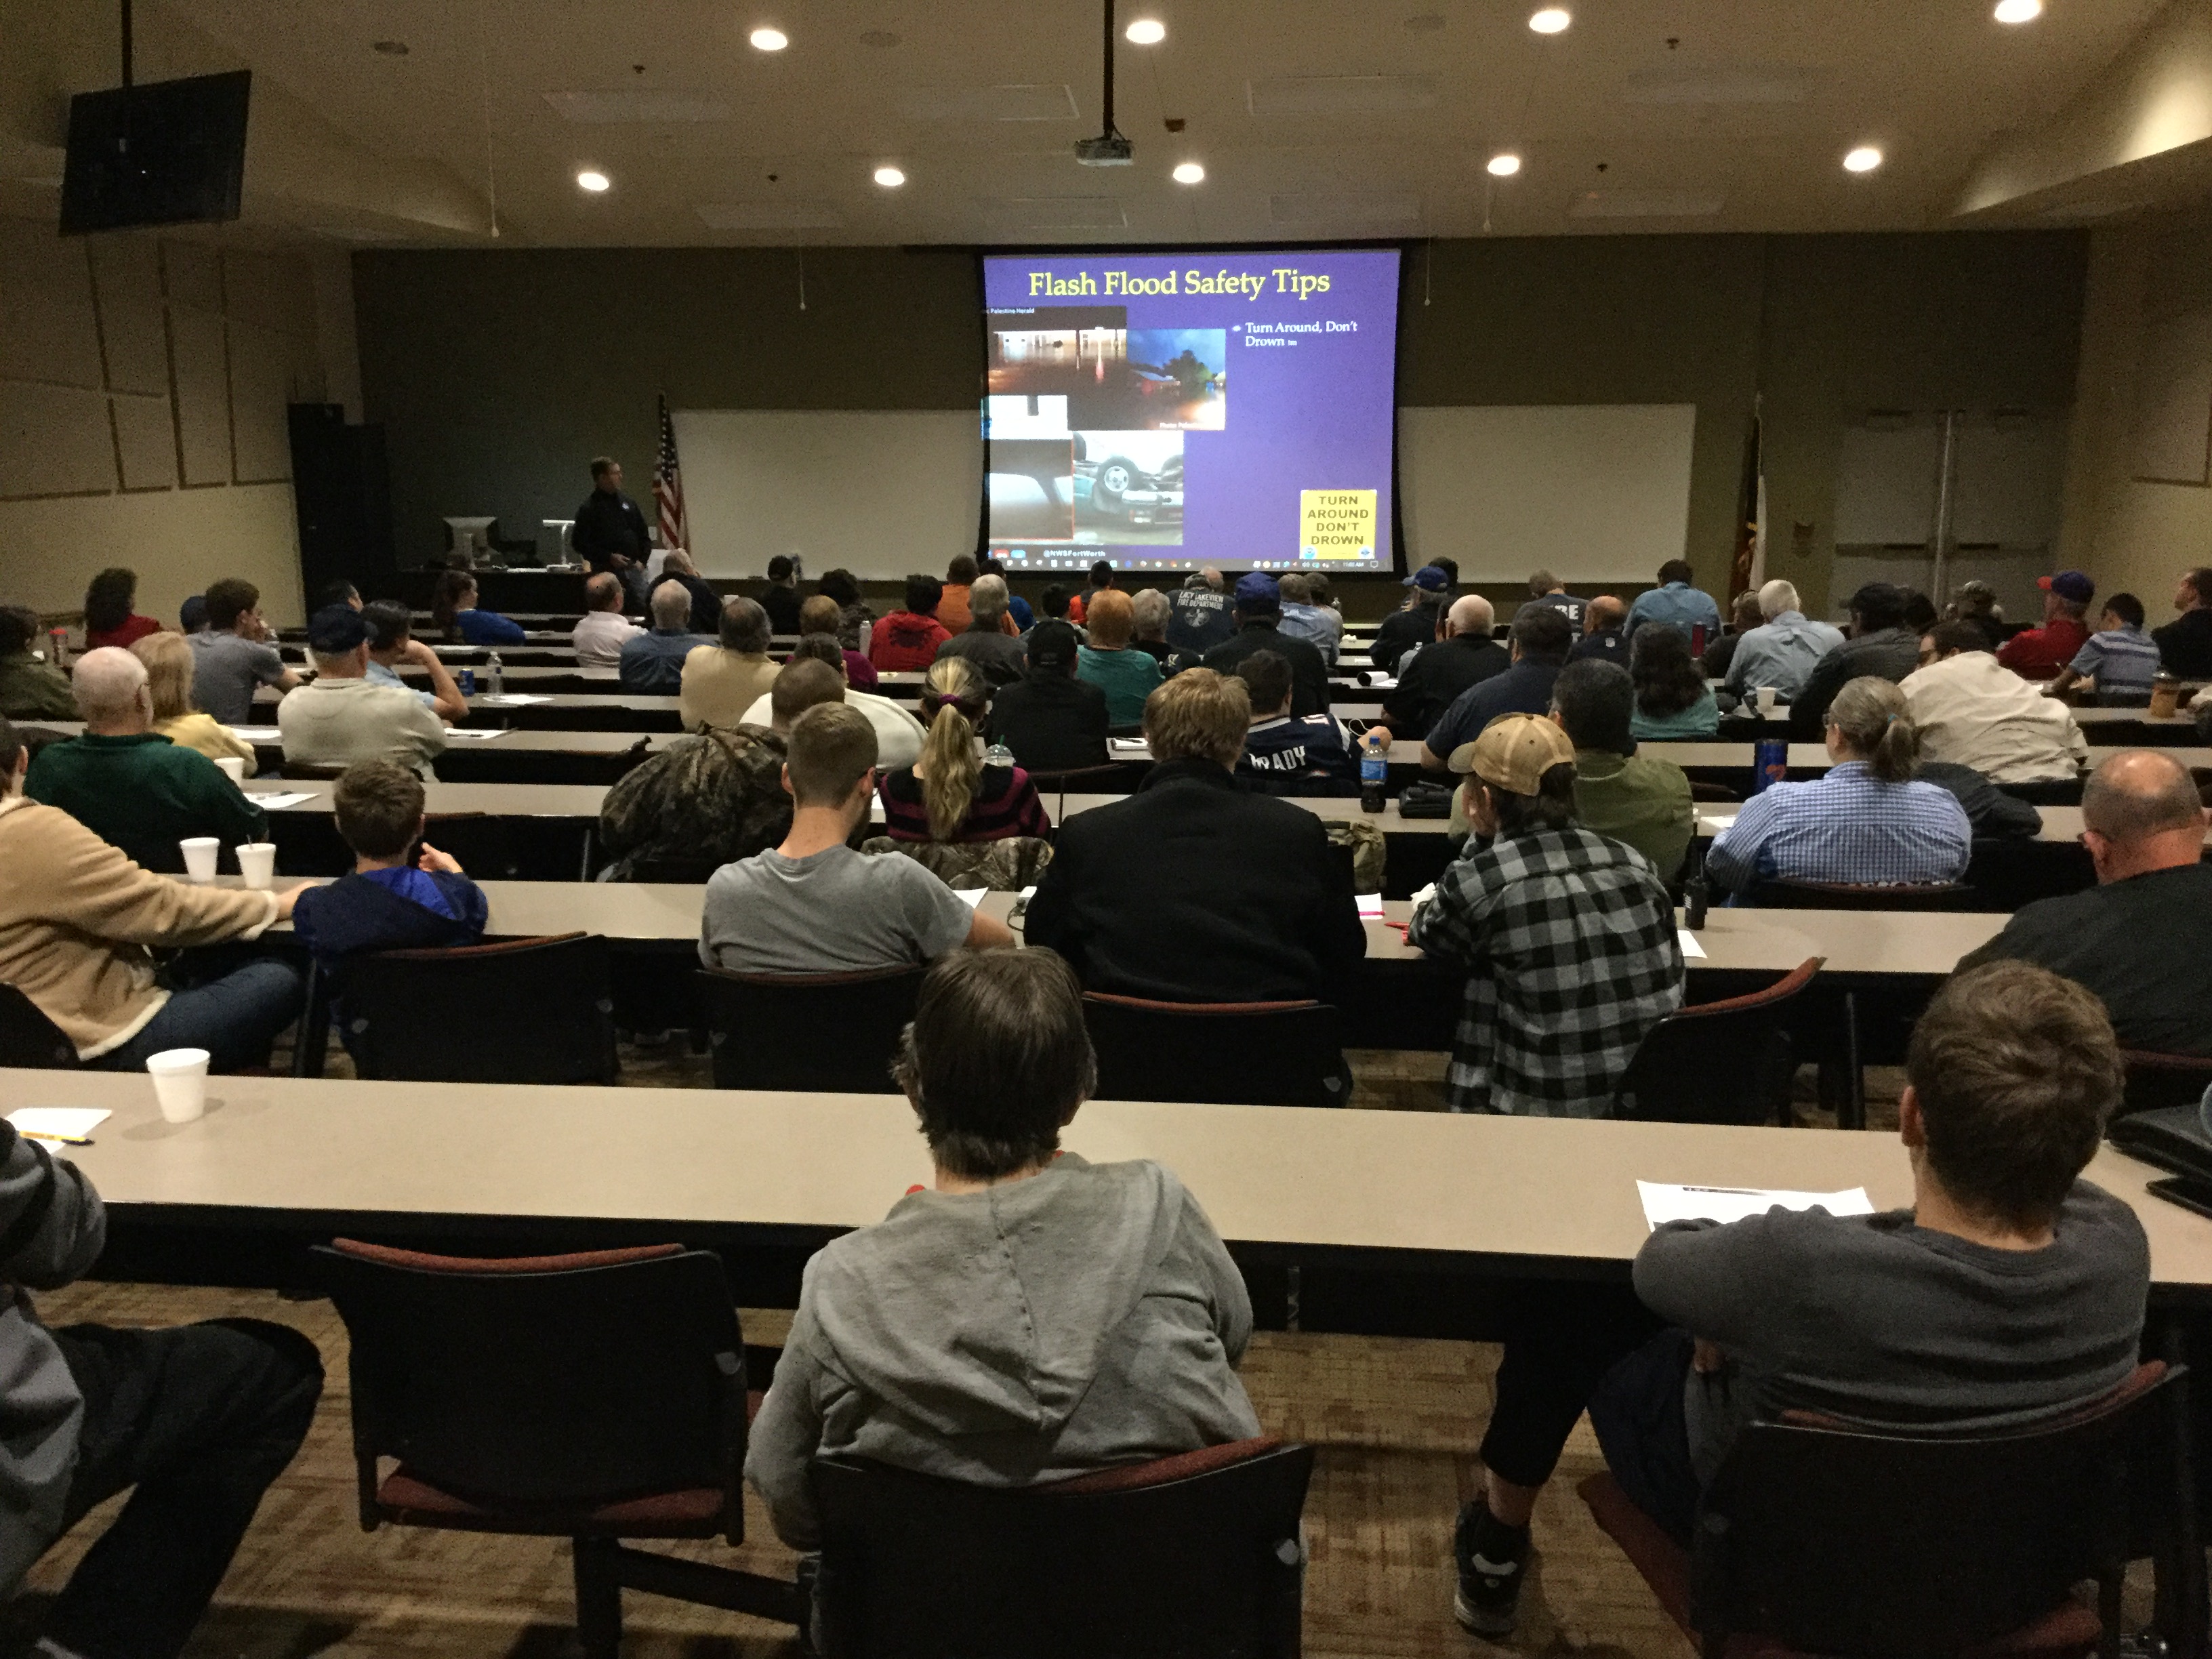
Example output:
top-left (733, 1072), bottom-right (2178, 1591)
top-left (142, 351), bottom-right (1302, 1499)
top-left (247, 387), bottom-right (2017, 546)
top-left (982, 247), bottom-right (1400, 572)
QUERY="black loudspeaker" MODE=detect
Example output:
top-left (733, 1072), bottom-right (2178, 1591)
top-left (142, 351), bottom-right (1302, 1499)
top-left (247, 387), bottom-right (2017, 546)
top-left (289, 403), bottom-right (397, 604)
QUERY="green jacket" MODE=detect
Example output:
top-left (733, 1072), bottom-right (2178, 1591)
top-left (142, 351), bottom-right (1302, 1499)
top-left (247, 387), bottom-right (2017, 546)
top-left (1573, 747), bottom-right (1696, 881)
top-left (24, 733), bottom-right (266, 874)
top-left (0, 655), bottom-right (75, 722)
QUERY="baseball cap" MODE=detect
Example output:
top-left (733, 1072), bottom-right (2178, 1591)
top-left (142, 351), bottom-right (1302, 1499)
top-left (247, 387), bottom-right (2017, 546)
top-left (1025, 618), bottom-right (1080, 670)
top-left (1404, 565), bottom-right (1449, 593)
top-left (1447, 713), bottom-right (1576, 794)
top-left (306, 605), bottom-right (369, 655)
top-left (1233, 571), bottom-right (1281, 610)
top-left (2039, 571), bottom-right (2095, 605)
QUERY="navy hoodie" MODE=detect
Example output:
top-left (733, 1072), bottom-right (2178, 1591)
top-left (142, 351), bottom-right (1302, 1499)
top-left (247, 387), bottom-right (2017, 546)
top-left (291, 869), bottom-right (489, 981)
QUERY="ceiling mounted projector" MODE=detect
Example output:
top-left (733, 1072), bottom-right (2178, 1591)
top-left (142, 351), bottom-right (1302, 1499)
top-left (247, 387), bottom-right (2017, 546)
top-left (1074, 0), bottom-right (1134, 167)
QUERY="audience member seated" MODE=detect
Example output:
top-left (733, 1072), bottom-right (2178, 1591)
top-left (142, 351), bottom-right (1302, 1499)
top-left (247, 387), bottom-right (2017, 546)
top-left (1076, 590), bottom-right (1164, 726)
top-left (26, 648), bottom-right (266, 872)
top-left (936, 575), bottom-right (1028, 689)
top-left (734, 636), bottom-right (926, 769)
top-left (2050, 592), bottom-right (2159, 703)
top-left (133, 631), bottom-right (258, 777)
top-left (745, 946), bottom-right (1258, 1551)
top-left (1375, 565), bottom-right (1452, 676)
top-left (1410, 714), bottom-right (1682, 1115)
top-left (880, 659), bottom-right (1050, 843)
top-left (1707, 677), bottom-right (1971, 901)
top-left (1788, 581), bottom-right (1920, 738)
top-left (1025, 669), bottom-right (1364, 1001)
top-left (0, 1116), bottom-right (322, 1659)
top-left (1130, 586), bottom-right (1175, 668)
top-left (800, 593), bottom-right (878, 689)
top-left (1958, 750), bottom-right (2212, 1054)
top-left (429, 570), bottom-right (526, 647)
top-left (981, 556), bottom-right (1033, 630)
top-left (314, 580), bottom-right (363, 613)
top-left (1700, 591), bottom-right (1764, 682)
top-left (983, 620), bottom-right (1109, 773)
top-left (1914, 759), bottom-right (2043, 840)
top-left (570, 572), bottom-right (642, 668)
top-left (1067, 559), bottom-right (1115, 626)
top-left (1277, 571), bottom-right (1343, 666)
top-left (1996, 570), bottom-right (2093, 681)
top-left (1036, 583), bottom-right (1088, 642)
top-left (1231, 650), bottom-right (1358, 796)
top-left (1166, 567), bottom-right (1235, 657)
top-left (619, 580), bottom-right (713, 695)
top-left (179, 592), bottom-right (208, 634)
top-left (760, 554), bottom-right (804, 636)
top-left (1902, 588), bottom-right (1940, 638)
top-left (699, 702), bottom-right (1012, 972)
top-left (0, 716), bottom-right (304, 1070)
top-left (1549, 660), bottom-right (1694, 880)
top-left (1628, 626), bottom-right (1720, 740)
top-left (1200, 575), bottom-right (1332, 716)
top-left (189, 579), bottom-right (299, 725)
top-left (1624, 559), bottom-right (1722, 646)
top-left (279, 607), bottom-right (449, 775)
top-left (81, 566), bottom-right (162, 651)
top-left (1945, 579), bottom-right (2007, 649)
top-left (1594, 961), bottom-right (2146, 1547)
top-left (935, 553), bottom-right (981, 636)
top-left (1422, 606), bottom-right (1575, 773)
top-left (657, 550), bottom-right (723, 636)
top-left (1521, 570), bottom-right (1589, 632)
top-left (817, 567), bottom-right (876, 652)
top-left (0, 605), bottom-right (77, 721)
top-left (362, 602), bottom-right (468, 723)
top-left (1722, 578), bottom-right (1844, 707)
top-left (1902, 619), bottom-right (2087, 785)
top-left (2154, 567), bottom-right (2212, 679)
top-left (869, 573), bottom-right (954, 671)
top-left (1381, 596), bottom-right (1506, 741)
top-left (1568, 594), bottom-right (1629, 666)
top-left (680, 596), bottom-right (781, 732)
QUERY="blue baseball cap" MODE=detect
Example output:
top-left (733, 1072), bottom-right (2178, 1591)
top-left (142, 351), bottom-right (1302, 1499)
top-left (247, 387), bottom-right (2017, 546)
top-left (1404, 565), bottom-right (1449, 592)
top-left (307, 605), bottom-right (369, 655)
top-left (1233, 572), bottom-right (1282, 611)
top-left (2039, 571), bottom-right (2094, 605)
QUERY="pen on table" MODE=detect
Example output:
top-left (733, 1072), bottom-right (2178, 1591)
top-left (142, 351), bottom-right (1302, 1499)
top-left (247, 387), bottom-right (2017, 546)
top-left (18, 1132), bottom-right (89, 1147)
top-left (1677, 1185), bottom-right (1767, 1196)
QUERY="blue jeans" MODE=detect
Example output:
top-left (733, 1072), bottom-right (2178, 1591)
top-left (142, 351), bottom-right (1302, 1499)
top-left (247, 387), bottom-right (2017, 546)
top-left (95, 960), bottom-right (305, 1073)
top-left (1589, 1328), bottom-right (1704, 1547)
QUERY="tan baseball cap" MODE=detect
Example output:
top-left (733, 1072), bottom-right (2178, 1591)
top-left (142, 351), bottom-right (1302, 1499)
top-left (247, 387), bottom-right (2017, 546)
top-left (1447, 712), bottom-right (1576, 794)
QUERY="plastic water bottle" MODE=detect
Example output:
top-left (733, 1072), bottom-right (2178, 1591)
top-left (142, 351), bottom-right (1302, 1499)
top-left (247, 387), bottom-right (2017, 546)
top-left (1683, 872), bottom-right (1709, 931)
top-left (1359, 729), bottom-right (1389, 814)
top-left (487, 651), bottom-right (504, 697)
top-left (47, 628), bottom-right (67, 670)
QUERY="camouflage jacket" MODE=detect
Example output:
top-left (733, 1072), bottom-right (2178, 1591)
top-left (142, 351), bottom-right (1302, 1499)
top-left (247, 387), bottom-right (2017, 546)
top-left (598, 724), bottom-right (792, 878)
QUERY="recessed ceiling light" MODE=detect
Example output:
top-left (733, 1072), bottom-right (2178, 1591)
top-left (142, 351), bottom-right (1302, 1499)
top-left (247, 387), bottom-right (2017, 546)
top-left (749, 26), bottom-right (788, 51)
top-left (1843, 145), bottom-right (1883, 173)
top-left (1993, 0), bottom-right (2042, 20)
top-left (1172, 161), bottom-right (1205, 184)
top-left (372, 39), bottom-right (409, 55)
top-left (1124, 18), bottom-right (1166, 43)
top-left (873, 165), bottom-right (906, 188)
top-left (1529, 7), bottom-right (1571, 33)
top-left (576, 169), bottom-right (611, 192)
top-left (1486, 152), bottom-right (1522, 177)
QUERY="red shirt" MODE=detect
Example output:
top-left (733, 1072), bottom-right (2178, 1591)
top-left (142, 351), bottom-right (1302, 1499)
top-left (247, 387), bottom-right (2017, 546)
top-left (85, 615), bottom-right (161, 651)
top-left (1996, 616), bottom-right (2088, 680)
top-left (869, 610), bottom-right (952, 672)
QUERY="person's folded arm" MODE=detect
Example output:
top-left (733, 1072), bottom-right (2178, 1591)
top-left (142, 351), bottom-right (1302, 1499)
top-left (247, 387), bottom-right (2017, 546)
top-left (37, 813), bottom-right (280, 945)
top-left (743, 1298), bottom-right (832, 1551)
top-left (1178, 1185), bottom-right (1253, 1364)
top-left (964, 908), bottom-right (1016, 949)
top-left (0, 1130), bottom-right (104, 1292)
top-left (1633, 1211), bottom-right (1795, 1354)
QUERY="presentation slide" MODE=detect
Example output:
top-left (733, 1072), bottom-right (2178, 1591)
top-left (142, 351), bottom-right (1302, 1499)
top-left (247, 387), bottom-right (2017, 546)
top-left (980, 247), bottom-right (1401, 577)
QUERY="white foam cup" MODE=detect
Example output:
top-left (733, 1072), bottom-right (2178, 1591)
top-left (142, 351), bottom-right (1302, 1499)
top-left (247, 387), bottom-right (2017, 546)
top-left (146, 1048), bottom-right (209, 1124)
top-left (180, 838), bottom-right (219, 882)
top-left (237, 842), bottom-right (276, 890)
top-left (1755, 687), bottom-right (1778, 715)
top-left (213, 756), bottom-right (245, 784)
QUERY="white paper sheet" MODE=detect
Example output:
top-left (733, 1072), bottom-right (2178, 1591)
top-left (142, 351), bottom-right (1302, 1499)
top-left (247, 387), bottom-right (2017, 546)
top-left (1638, 1181), bottom-right (1874, 1230)
top-left (1703, 815), bottom-right (1738, 831)
top-left (245, 792), bottom-right (316, 811)
top-left (1367, 676), bottom-right (1397, 690)
top-left (228, 726), bottom-right (282, 741)
top-left (475, 693), bottom-right (551, 706)
top-left (1677, 928), bottom-right (1706, 959)
top-left (9, 1108), bottom-right (110, 1149)
top-left (1357, 893), bottom-right (1384, 919)
top-left (441, 728), bottom-right (510, 740)
top-left (954, 888), bottom-right (987, 909)
top-left (1108, 737), bottom-right (1149, 753)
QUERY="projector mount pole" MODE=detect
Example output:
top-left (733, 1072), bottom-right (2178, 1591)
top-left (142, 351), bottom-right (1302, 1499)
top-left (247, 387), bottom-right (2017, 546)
top-left (115, 0), bottom-right (134, 160)
top-left (119, 0), bottom-right (133, 89)
top-left (1100, 0), bottom-right (1119, 144)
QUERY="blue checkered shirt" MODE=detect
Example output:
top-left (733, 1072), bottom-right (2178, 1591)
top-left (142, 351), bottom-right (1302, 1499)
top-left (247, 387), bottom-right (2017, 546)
top-left (2068, 626), bottom-right (2160, 699)
top-left (1705, 762), bottom-right (1973, 898)
top-left (1408, 826), bottom-right (1683, 1117)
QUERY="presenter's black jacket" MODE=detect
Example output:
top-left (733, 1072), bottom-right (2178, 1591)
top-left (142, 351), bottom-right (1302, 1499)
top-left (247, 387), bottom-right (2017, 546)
top-left (1201, 620), bottom-right (1332, 718)
top-left (571, 488), bottom-right (651, 570)
top-left (983, 672), bottom-right (1109, 773)
top-left (1024, 758), bottom-right (1366, 1004)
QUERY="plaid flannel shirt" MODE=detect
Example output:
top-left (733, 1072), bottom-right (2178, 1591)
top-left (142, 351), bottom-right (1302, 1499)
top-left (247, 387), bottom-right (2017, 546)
top-left (1407, 825), bottom-right (1684, 1117)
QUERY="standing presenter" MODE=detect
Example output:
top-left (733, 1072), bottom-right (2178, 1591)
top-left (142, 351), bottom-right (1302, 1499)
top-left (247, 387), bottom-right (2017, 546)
top-left (571, 456), bottom-right (653, 611)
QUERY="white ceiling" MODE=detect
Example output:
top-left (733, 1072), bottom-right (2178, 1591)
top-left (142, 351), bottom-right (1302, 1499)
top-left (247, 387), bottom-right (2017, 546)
top-left (4, 0), bottom-right (2201, 246)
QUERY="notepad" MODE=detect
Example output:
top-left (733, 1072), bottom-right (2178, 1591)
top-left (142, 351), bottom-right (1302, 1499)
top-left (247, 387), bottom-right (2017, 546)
top-left (245, 792), bottom-right (315, 811)
top-left (1639, 1181), bottom-right (1873, 1231)
top-left (442, 728), bottom-right (510, 741)
top-left (1677, 928), bottom-right (1706, 960)
top-left (228, 726), bottom-right (282, 741)
top-left (9, 1109), bottom-right (110, 1151)
top-left (1109, 737), bottom-right (1149, 753)
top-left (1356, 893), bottom-right (1384, 919)
top-left (1703, 815), bottom-right (1738, 831)
top-left (476, 693), bottom-right (551, 706)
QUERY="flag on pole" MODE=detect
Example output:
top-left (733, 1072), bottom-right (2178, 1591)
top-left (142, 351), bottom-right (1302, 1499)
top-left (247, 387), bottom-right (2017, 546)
top-left (1727, 397), bottom-right (1766, 602)
top-left (654, 394), bottom-right (689, 554)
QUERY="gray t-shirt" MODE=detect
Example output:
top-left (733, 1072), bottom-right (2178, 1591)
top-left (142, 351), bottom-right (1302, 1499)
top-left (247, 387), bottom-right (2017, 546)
top-left (699, 843), bottom-right (972, 975)
top-left (1633, 1182), bottom-right (2149, 1483)
top-left (188, 631), bottom-right (287, 724)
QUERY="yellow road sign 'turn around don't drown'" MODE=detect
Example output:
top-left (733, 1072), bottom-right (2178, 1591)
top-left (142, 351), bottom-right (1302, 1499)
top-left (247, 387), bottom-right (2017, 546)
top-left (1299, 489), bottom-right (1376, 561)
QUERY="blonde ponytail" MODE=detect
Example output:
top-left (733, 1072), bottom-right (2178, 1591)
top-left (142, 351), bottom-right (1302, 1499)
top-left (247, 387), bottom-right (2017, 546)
top-left (919, 658), bottom-right (985, 841)
top-left (1827, 676), bottom-right (1919, 783)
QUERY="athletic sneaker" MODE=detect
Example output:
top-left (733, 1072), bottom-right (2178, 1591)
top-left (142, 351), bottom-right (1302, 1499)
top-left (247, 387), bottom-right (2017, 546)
top-left (1453, 1498), bottom-right (1532, 1636)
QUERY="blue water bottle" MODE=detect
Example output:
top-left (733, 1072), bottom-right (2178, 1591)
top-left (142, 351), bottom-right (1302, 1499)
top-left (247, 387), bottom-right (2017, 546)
top-left (1752, 737), bottom-right (1788, 794)
top-left (1359, 729), bottom-right (1388, 814)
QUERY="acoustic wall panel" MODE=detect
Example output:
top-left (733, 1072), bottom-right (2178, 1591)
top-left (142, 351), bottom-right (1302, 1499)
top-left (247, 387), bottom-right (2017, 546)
top-left (227, 323), bottom-right (295, 483)
top-left (88, 241), bottom-right (170, 396)
top-left (0, 237), bottom-right (103, 390)
top-left (0, 381), bottom-right (118, 498)
top-left (169, 309), bottom-right (233, 487)
top-left (111, 394), bottom-right (180, 491)
top-left (2130, 306), bottom-right (2212, 486)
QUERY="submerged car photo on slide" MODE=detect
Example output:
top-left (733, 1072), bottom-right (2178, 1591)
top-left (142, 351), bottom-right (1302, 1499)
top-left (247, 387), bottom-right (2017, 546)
top-left (1072, 431), bottom-right (1184, 546)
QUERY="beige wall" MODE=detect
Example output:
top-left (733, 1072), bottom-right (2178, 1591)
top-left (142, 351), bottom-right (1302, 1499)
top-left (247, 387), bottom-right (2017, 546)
top-left (0, 218), bottom-right (351, 626)
top-left (2057, 205), bottom-right (2212, 617)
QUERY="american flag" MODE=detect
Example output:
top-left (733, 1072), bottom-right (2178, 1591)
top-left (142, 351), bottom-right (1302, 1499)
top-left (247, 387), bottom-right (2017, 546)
top-left (654, 393), bottom-right (689, 553)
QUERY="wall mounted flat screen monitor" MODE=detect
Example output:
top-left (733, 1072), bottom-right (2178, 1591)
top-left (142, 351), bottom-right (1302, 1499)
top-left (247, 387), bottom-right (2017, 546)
top-left (60, 70), bottom-right (252, 236)
top-left (981, 247), bottom-right (1401, 576)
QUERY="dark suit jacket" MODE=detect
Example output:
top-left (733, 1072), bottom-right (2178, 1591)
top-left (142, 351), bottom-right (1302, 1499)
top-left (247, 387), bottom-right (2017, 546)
top-left (1024, 759), bottom-right (1367, 1002)
top-left (1201, 621), bottom-right (1332, 716)
top-left (984, 672), bottom-right (1109, 772)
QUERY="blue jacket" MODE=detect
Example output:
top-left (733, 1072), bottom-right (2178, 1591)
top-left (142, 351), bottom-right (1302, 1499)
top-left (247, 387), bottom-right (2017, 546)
top-left (292, 869), bottom-right (489, 978)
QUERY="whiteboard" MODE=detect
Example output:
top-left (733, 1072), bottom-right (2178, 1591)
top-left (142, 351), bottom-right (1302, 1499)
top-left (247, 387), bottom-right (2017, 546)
top-left (1397, 405), bottom-right (1697, 582)
top-left (673, 409), bottom-right (982, 580)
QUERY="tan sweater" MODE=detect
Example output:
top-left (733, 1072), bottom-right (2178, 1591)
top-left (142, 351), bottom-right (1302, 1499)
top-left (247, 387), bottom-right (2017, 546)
top-left (154, 712), bottom-right (258, 778)
top-left (0, 794), bottom-right (279, 1059)
top-left (680, 648), bottom-right (782, 733)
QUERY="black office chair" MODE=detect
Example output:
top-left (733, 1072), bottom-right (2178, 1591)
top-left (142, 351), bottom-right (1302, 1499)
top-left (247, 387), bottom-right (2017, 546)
top-left (343, 933), bottom-right (618, 1083)
top-left (1755, 879), bottom-right (1976, 912)
top-left (1581, 1361), bottom-right (2194, 1659)
top-left (810, 1439), bottom-right (1313, 1659)
top-left (315, 1240), bottom-right (798, 1658)
top-left (699, 965), bottom-right (924, 1092)
top-left (1084, 993), bottom-right (1348, 1108)
top-left (2120, 1050), bottom-right (2212, 1118)
top-left (0, 985), bottom-right (78, 1070)
top-left (1613, 958), bottom-right (1822, 1126)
